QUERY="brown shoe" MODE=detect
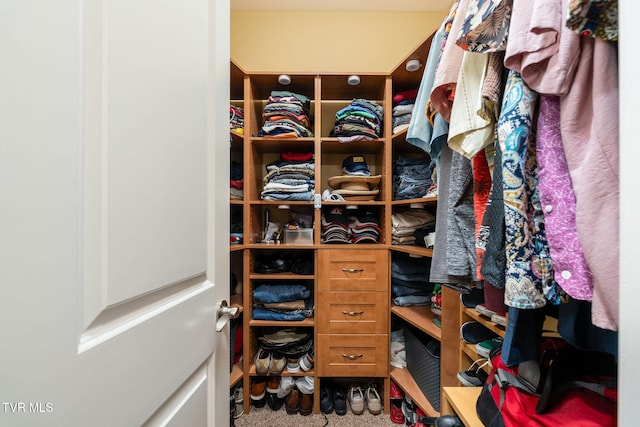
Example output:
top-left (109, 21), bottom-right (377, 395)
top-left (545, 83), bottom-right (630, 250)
top-left (250, 378), bottom-right (266, 400)
top-left (266, 376), bottom-right (280, 394)
top-left (300, 392), bottom-right (313, 416)
top-left (284, 388), bottom-right (300, 414)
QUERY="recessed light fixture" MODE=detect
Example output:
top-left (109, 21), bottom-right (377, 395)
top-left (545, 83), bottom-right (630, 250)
top-left (405, 59), bottom-right (422, 72)
top-left (278, 74), bottom-right (291, 85)
top-left (347, 75), bottom-right (360, 86)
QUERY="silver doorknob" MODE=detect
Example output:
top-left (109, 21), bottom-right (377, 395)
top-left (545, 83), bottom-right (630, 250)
top-left (215, 299), bottom-right (239, 332)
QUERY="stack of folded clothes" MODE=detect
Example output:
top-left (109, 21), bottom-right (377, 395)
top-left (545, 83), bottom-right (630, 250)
top-left (330, 98), bottom-right (383, 142)
top-left (391, 252), bottom-right (434, 307)
top-left (393, 156), bottom-right (435, 200)
top-left (253, 282), bottom-right (313, 321)
top-left (230, 104), bottom-right (244, 134)
top-left (261, 152), bottom-right (315, 201)
top-left (392, 89), bottom-right (417, 134)
top-left (259, 91), bottom-right (313, 138)
top-left (391, 209), bottom-right (436, 246)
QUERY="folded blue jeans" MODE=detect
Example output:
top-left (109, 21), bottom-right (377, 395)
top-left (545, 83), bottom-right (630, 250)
top-left (253, 284), bottom-right (311, 304)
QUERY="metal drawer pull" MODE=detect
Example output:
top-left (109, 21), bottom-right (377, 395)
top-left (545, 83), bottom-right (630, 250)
top-left (342, 353), bottom-right (363, 360)
top-left (342, 268), bottom-right (364, 273)
top-left (342, 310), bottom-right (364, 316)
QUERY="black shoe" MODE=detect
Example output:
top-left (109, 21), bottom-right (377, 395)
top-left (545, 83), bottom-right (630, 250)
top-left (266, 392), bottom-right (282, 411)
top-left (435, 415), bottom-right (464, 427)
top-left (320, 382), bottom-right (334, 414)
top-left (460, 321), bottom-right (498, 345)
top-left (333, 385), bottom-right (347, 416)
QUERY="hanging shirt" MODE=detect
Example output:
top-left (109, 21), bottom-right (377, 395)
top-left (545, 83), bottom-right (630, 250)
top-left (499, 70), bottom-right (565, 309)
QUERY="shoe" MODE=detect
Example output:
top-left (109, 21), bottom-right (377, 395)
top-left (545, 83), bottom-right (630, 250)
top-left (333, 385), bottom-right (347, 416)
top-left (233, 386), bottom-right (244, 418)
top-left (284, 388), bottom-right (300, 414)
top-left (299, 350), bottom-right (314, 372)
top-left (295, 376), bottom-right (315, 395)
top-left (390, 400), bottom-right (404, 424)
top-left (250, 378), bottom-right (267, 408)
top-left (268, 352), bottom-right (286, 375)
top-left (254, 348), bottom-right (270, 375)
top-left (476, 337), bottom-right (503, 358)
top-left (266, 392), bottom-right (282, 411)
top-left (401, 396), bottom-right (417, 425)
top-left (475, 303), bottom-right (497, 318)
top-left (320, 382), bottom-right (334, 414)
top-left (250, 378), bottom-right (266, 401)
top-left (491, 312), bottom-right (507, 327)
top-left (266, 377), bottom-right (282, 411)
top-left (286, 357), bottom-right (300, 373)
top-left (390, 380), bottom-right (404, 399)
top-left (435, 414), bottom-right (464, 427)
top-left (460, 321), bottom-right (499, 344)
top-left (460, 287), bottom-right (484, 308)
top-left (348, 386), bottom-right (365, 415)
top-left (365, 386), bottom-right (382, 415)
top-left (266, 377), bottom-right (280, 394)
top-left (457, 358), bottom-right (490, 387)
top-left (253, 255), bottom-right (290, 274)
top-left (276, 376), bottom-right (295, 399)
top-left (299, 392), bottom-right (313, 416)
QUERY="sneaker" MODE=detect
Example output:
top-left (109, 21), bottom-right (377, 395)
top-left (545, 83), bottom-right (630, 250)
top-left (365, 386), bottom-right (382, 415)
top-left (390, 400), bottom-right (404, 424)
top-left (476, 337), bottom-right (503, 358)
top-left (254, 348), bottom-right (270, 375)
top-left (390, 380), bottom-right (404, 400)
top-left (348, 386), bottom-right (365, 415)
top-left (320, 381), bottom-right (334, 414)
top-left (286, 357), bottom-right (300, 373)
top-left (475, 303), bottom-right (497, 318)
top-left (460, 321), bottom-right (499, 345)
top-left (233, 386), bottom-right (244, 418)
top-left (333, 385), bottom-right (347, 416)
top-left (460, 287), bottom-right (484, 309)
top-left (457, 358), bottom-right (490, 387)
top-left (491, 312), bottom-right (507, 327)
top-left (299, 350), bottom-right (314, 372)
top-left (268, 352), bottom-right (286, 375)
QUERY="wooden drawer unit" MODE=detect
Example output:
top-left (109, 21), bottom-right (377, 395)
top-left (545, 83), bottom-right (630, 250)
top-left (317, 291), bottom-right (388, 334)
top-left (316, 334), bottom-right (389, 377)
top-left (318, 249), bottom-right (389, 292)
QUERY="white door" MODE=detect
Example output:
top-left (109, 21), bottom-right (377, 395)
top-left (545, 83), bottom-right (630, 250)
top-left (0, 1), bottom-right (230, 426)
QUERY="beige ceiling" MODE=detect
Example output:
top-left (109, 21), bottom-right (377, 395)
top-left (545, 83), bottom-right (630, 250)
top-left (231, 0), bottom-right (453, 12)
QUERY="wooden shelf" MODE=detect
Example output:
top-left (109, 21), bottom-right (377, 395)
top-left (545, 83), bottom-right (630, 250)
top-left (442, 387), bottom-right (483, 427)
top-left (248, 272), bottom-right (314, 280)
top-left (230, 363), bottom-right (243, 388)
top-left (390, 367), bottom-right (439, 417)
top-left (230, 245), bottom-right (244, 251)
top-left (391, 305), bottom-right (441, 341)
top-left (389, 245), bottom-right (433, 258)
top-left (391, 196), bottom-right (438, 205)
top-left (248, 364), bottom-right (315, 377)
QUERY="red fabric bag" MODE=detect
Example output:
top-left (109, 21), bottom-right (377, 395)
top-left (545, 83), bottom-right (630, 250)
top-left (476, 337), bottom-right (617, 427)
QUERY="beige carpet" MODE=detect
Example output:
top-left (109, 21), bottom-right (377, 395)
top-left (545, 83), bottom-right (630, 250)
top-left (234, 405), bottom-right (400, 427)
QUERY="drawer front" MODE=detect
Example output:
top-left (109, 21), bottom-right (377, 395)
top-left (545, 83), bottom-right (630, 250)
top-left (316, 334), bottom-right (388, 377)
top-left (317, 291), bottom-right (388, 334)
top-left (318, 249), bottom-right (388, 292)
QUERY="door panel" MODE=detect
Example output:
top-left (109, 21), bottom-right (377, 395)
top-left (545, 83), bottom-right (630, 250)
top-left (0, 0), bottom-right (230, 426)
